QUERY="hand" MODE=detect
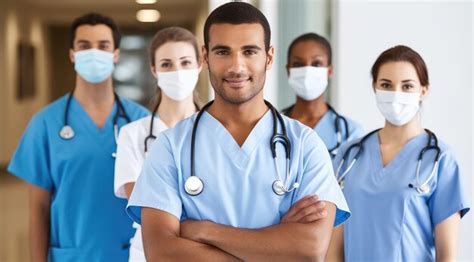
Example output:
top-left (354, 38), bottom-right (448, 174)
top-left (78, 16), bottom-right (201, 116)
top-left (281, 195), bottom-right (327, 224)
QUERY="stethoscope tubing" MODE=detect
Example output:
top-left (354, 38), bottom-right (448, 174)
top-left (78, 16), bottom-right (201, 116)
top-left (60, 89), bottom-right (131, 157)
top-left (186, 100), bottom-right (296, 196)
top-left (336, 128), bottom-right (441, 193)
top-left (283, 103), bottom-right (348, 156)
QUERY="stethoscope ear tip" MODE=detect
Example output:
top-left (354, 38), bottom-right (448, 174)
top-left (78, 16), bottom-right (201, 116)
top-left (408, 183), bottom-right (430, 193)
top-left (418, 185), bottom-right (430, 194)
top-left (338, 180), bottom-right (345, 189)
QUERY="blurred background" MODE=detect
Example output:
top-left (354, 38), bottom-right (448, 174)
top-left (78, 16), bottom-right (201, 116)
top-left (0, 0), bottom-right (472, 261)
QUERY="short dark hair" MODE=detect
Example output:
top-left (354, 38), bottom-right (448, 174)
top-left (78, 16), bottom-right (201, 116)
top-left (371, 45), bottom-right (429, 86)
top-left (287, 32), bottom-right (332, 65)
top-left (203, 2), bottom-right (271, 51)
top-left (69, 13), bottom-right (121, 49)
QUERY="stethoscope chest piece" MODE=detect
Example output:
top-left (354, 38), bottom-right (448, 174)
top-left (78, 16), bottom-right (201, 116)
top-left (272, 180), bottom-right (286, 196)
top-left (185, 176), bottom-right (204, 196)
top-left (186, 100), bottom-right (294, 196)
top-left (59, 125), bottom-right (75, 140)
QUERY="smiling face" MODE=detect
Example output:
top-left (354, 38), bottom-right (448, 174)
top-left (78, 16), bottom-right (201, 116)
top-left (203, 23), bottom-right (274, 105)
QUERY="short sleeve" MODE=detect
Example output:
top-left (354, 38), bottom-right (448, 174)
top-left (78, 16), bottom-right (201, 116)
top-left (428, 150), bottom-right (470, 225)
top-left (7, 114), bottom-right (53, 191)
top-left (294, 131), bottom-right (351, 227)
top-left (126, 132), bottom-right (182, 224)
top-left (114, 124), bottom-right (143, 199)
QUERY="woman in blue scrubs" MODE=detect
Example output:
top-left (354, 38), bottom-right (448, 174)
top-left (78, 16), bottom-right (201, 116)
top-left (283, 33), bottom-right (364, 157)
top-left (7, 13), bottom-right (149, 261)
top-left (327, 45), bottom-right (470, 261)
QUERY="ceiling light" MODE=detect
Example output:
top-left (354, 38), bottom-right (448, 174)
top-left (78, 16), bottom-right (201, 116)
top-left (136, 0), bottom-right (157, 4)
top-left (136, 9), bottom-right (160, 23)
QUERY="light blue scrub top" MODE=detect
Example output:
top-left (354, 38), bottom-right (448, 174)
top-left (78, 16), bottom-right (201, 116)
top-left (314, 109), bottom-right (364, 158)
top-left (333, 131), bottom-right (470, 261)
top-left (8, 94), bottom-right (149, 261)
top-left (127, 110), bottom-right (350, 228)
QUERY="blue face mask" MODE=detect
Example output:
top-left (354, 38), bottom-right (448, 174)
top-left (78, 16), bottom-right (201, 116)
top-left (74, 49), bottom-right (115, 84)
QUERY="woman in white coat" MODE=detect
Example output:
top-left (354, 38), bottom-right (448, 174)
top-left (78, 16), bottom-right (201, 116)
top-left (114, 26), bottom-right (202, 261)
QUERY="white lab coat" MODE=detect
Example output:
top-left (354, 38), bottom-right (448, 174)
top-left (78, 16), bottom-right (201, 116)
top-left (115, 115), bottom-right (168, 262)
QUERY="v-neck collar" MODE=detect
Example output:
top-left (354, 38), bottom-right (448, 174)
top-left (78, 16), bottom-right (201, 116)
top-left (201, 110), bottom-right (272, 168)
top-left (314, 109), bottom-right (333, 131)
top-left (371, 131), bottom-right (428, 175)
top-left (70, 96), bottom-right (117, 134)
top-left (153, 114), bottom-right (170, 130)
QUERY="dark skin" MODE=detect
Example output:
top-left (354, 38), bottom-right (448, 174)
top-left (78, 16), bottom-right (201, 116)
top-left (142, 24), bottom-right (333, 262)
top-left (286, 40), bottom-right (334, 129)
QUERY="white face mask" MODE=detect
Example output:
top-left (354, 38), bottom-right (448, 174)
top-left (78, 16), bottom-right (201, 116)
top-left (288, 66), bottom-right (328, 101)
top-left (157, 69), bottom-right (199, 101)
top-left (375, 89), bottom-right (421, 126)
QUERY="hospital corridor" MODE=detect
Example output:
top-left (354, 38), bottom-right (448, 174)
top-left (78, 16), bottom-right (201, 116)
top-left (0, 0), bottom-right (472, 261)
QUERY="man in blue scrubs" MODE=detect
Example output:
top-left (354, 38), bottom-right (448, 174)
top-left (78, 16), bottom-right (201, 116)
top-left (8, 13), bottom-right (149, 261)
top-left (127, 2), bottom-right (349, 261)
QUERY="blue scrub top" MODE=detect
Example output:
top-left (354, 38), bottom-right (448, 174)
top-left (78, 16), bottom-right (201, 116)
top-left (314, 109), bottom-right (364, 157)
top-left (8, 94), bottom-right (149, 261)
top-left (333, 131), bottom-right (470, 261)
top-left (127, 110), bottom-right (350, 229)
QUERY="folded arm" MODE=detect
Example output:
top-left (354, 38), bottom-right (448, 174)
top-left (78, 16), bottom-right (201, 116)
top-left (181, 202), bottom-right (336, 261)
top-left (141, 207), bottom-right (241, 261)
top-left (326, 225), bottom-right (344, 261)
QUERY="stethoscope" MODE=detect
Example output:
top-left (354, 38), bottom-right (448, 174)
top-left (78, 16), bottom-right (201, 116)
top-left (143, 101), bottom-right (201, 155)
top-left (335, 128), bottom-right (441, 194)
top-left (283, 103), bottom-right (349, 157)
top-left (184, 100), bottom-right (299, 196)
top-left (143, 102), bottom-right (160, 154)
top-left (59, 89), bottom-right (131, 158)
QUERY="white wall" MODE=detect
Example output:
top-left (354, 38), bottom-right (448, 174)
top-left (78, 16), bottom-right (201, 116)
top-left (259, 0), bottom-right (279, 105)
top-left (333, 0), bottom-right (472, 260)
